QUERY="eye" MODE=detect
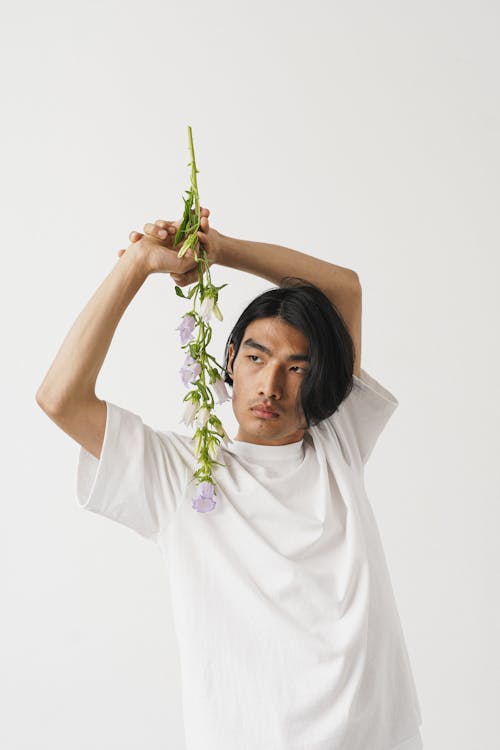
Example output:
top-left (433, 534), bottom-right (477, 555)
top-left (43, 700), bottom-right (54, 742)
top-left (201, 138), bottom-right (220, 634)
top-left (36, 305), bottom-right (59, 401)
top-left (246, 355), bottom-right (307, 373)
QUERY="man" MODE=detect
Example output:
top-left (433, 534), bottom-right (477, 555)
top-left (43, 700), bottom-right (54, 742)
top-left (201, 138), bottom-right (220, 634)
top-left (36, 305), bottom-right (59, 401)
top-left (36, 209), bottom-right (423, 750)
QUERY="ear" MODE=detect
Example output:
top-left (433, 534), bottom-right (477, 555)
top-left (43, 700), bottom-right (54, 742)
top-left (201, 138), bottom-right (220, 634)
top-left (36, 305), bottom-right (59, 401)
top-left (227, 343), bottom-right (235, 376)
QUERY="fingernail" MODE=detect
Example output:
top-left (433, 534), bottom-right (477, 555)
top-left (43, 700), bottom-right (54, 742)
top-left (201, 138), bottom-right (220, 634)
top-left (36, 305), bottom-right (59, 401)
top-left (157, 229), bottom-right (167, 238)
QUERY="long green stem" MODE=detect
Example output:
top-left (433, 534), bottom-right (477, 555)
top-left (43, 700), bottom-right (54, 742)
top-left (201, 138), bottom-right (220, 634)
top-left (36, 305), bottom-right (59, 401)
top-left (175, 125), bottom-right (230, 504)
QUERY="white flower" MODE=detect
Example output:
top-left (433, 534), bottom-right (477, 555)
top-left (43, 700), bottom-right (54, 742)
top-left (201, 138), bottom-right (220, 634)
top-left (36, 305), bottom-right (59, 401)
top-left (196, 406), bottom-right (211, 429)
top-left (200, 295), bottom-right (215, 321)
top-left (181, 399), bottom-right (200, 428)
top-left (212, 375), bottom-right (231, 405)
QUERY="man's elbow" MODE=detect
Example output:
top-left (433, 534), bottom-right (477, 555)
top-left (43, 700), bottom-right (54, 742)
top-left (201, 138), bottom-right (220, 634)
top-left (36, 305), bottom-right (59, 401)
top-left (350, 270), bottom-right (361, 289)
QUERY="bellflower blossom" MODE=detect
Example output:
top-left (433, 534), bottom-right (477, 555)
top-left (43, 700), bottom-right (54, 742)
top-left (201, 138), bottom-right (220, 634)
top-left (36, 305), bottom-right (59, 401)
top-left (173, 126), bottom-right (232, 514)
top-left (177, 313), bottom-right (196, 345)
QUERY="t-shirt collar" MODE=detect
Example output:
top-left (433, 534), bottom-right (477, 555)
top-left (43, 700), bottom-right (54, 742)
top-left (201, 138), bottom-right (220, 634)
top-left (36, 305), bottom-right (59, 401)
top-left (227, 437), bottom-right (305, 463)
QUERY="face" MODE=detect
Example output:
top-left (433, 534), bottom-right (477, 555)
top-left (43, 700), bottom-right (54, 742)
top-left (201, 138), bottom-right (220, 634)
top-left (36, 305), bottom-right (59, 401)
top-left (227, 317), bottom-right (311, 446)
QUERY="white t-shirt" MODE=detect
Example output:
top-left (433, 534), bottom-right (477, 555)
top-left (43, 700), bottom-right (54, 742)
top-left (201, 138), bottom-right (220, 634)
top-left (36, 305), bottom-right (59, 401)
top-left (76, 368), bottom-right (423, 750)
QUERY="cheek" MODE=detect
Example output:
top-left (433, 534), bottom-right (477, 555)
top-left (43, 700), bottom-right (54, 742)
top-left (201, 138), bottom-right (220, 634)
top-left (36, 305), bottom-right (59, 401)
top-left (230, 379), bottom-right (251, 416)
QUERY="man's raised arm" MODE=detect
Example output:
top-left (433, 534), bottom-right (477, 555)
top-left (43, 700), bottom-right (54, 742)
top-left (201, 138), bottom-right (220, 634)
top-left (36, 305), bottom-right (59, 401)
top-left (35, 208), bottom-right (212, 458)
top-left (35, 247), bottom-right (150, 458)
top-left (215, 233), bottom-right (362, 378)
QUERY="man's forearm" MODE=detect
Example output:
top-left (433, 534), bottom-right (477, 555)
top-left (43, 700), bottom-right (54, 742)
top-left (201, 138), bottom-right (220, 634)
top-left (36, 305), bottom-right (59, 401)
top-left (36, 249), bottom-right (149, 413)
top-left (216, 233), bottom-right (360, 302)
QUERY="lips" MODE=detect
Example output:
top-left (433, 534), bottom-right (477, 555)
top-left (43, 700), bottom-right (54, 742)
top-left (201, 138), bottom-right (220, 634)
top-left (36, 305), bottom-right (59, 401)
top-left (252, 406), bottom-right (279, 418)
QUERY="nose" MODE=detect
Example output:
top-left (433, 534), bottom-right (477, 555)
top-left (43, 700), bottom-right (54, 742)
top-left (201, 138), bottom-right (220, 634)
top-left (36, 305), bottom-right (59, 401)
top-left (258, 364), bottom-right (283, 400)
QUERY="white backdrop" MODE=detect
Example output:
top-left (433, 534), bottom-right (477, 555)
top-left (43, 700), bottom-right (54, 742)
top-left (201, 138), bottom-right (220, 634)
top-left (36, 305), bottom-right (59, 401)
top-left (3, 1), bottom-right (499, 748)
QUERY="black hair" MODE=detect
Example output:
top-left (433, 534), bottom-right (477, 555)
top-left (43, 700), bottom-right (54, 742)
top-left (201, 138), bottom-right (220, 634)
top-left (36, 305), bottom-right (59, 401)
top-left (222, 276), bottom-right (355, 429)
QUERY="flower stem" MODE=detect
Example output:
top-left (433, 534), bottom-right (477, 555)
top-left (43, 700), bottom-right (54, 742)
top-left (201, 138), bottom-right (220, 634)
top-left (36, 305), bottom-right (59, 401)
top-left (174, 126), bottom-right (231, 513)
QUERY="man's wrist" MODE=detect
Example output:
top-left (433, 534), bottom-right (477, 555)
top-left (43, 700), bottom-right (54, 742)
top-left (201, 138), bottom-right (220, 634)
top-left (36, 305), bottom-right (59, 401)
top-left (214, 232), bottom-right (231, 267)
top-left (120, 244), bottom-right (151, 282)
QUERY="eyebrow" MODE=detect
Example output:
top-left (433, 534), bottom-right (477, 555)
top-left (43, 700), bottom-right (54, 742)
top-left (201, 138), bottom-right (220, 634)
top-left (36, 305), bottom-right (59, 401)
top-left (242, 338), bottom-right (311, 362)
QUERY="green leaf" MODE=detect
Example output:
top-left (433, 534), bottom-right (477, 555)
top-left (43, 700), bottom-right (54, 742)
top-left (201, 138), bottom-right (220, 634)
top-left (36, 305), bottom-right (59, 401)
top-left (174, 286), bottom-right (186, 298)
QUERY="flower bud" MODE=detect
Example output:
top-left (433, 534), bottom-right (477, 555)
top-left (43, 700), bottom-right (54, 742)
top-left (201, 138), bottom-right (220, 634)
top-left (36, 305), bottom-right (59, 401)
top-left (194, 431), bottom-right (204, 458)
top-left (177, 233), bottom-right (195, 259)
top-left (208, 437), bottom-right (220, 460)
top-left (213, 302), bottom-right (223, 322)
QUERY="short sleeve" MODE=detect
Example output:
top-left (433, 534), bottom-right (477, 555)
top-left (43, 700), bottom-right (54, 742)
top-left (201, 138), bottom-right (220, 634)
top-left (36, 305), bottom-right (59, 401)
top-left (331, 367), bottom-right (399, 465)
top-left (76, 400), bottom-right (191, 544)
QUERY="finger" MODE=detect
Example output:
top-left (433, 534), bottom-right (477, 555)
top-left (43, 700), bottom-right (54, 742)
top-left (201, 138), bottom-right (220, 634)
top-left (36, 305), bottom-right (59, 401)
top-left (184, 269), bottom-right (199, 285)
top-left (171, 269), bottom-right (197, 287)
top-left (170, 273), bottom-right (190, 287)
top-left (144, 222), bottom-right (172, 239)
top-left (189, 207), bottom-right (210, 218)
top-left (129, 231), bottom-right (143, 242)
top-left (154, 220), bottom-right (179, 234)
top-left (117, 248), bottom-right (126, 257)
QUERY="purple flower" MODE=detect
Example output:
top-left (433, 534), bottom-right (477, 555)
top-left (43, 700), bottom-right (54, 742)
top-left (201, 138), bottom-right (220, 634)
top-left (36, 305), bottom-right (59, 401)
top-left (180, 353), bottom-right (202, 388)
top-left (176, 314), bottom-right (196, 346)
top-left (192, 481), bottom-right (216, 513)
